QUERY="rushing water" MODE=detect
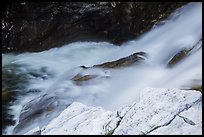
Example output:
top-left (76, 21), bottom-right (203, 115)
top-left (2, 2), bottom-right (202, 135)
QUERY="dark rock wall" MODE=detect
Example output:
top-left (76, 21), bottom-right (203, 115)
top-left (2, 2), bottom-right (187, 53)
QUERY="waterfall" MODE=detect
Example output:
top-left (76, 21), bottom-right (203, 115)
top-left (2, 2), bottom-right (202, 135)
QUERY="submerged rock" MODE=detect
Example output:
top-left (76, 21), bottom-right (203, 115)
top-left (2, 88), bottom-right (16, 133)
top-left (2, 63), bottom-right (54, 133)
top-left (24, 88), bottom-right (202, 135)
top-left (2, 64), bottom-right (29, 132)
top-left (13, 94), bottom-right (73, 135)
top-left (71, 67), bottom-right (110, 86)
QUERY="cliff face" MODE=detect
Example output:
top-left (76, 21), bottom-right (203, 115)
top-left (2, 2), bottom-right (186, 53)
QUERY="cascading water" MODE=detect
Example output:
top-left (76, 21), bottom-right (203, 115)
top-left (2, 2), bottom-right (202, 135)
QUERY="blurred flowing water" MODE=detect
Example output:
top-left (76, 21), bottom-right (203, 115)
top-left (2, 2), bottom-right (202, 135)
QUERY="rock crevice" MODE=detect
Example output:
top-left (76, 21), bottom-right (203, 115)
top-left (145, 96), bottom-right (201, 134)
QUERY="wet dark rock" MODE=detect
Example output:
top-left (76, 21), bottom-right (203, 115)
top-left (2, 2), bottom-right (187, 53)
top-left (167, 39), bottom-right (202, 67)
top-left (168, 49), bottom-right (190, 67)
top-left (2, 89), bottom-right (11, 102)
top-left (94, 52), bottom-right (147, 68)
top-left (13, 93), bottom-right (73, 134)
top-left (2, 89), bottom-right (16, 133)
top-left (190, 86), bottom-right (202, 92)
top-left (2, 64), bottom-right (29, 132)
top-left (2, 64), bottom-right (53, 133)
top-left (72, 74), bottom-right (98, 85)
top-left (72, 51), bottom-right (147, 85)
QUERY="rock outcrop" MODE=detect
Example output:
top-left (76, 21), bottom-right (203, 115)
top-left (23, 88), bottom-right (201, 135)
top-left (2, 2), bottom-right (186, 53)
top-left (93, 52), bottom-right (147, 68)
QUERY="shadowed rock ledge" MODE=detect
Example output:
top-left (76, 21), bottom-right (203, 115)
top-left (2, 2), bottom-right (187, 53)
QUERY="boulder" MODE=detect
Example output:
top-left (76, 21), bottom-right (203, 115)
top-left (39, 88), bottom-right (202, 135)
top-left (93, 52), bottom-right (147, 68)
top-left (167, 39), bottom-right (202, 67)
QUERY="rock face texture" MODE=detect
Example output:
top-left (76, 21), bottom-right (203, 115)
top-left (22, 88), bottom-right (201, 135)
top-left (2, 2), bottom-right (186, 53)
top-left (112, 88), bottom-right (202, 135)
